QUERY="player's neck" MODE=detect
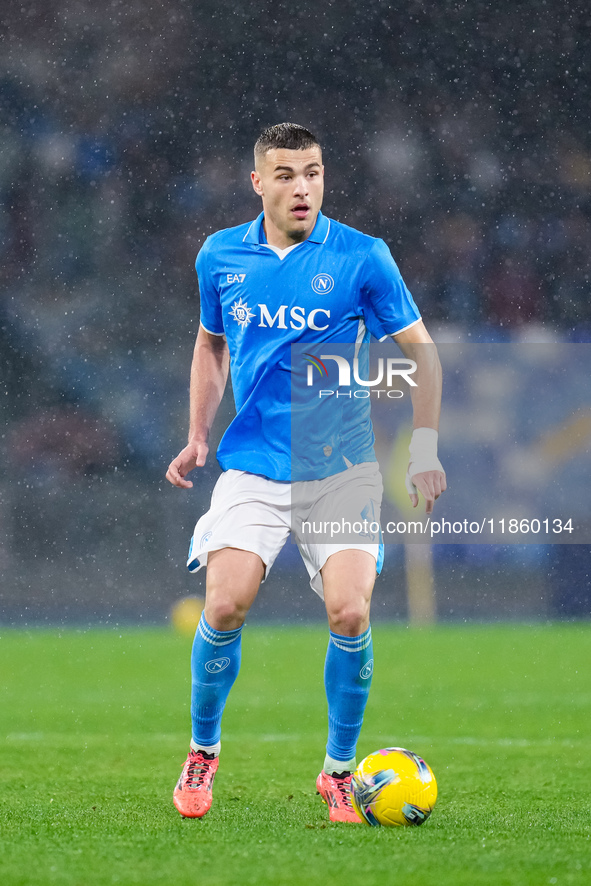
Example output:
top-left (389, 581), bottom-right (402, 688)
top-left (262, 215), bottom-right (318, 250)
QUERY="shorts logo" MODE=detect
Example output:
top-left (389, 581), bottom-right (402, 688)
top-left (205, 657), bottom-right (231, 673)
top-left (360, 659), bottom-right (374, 679)
top-left (229, 297), bottom-right (255, 328)
top-left (311, 273), bottom-right (334, 294)
top-left (200, 531), bottom-right (212, 549)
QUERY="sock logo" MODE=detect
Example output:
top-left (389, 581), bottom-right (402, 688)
top-left (205, 657), bottom-right (231, 673)
top-left (360, 659), bottom-right (374, 679)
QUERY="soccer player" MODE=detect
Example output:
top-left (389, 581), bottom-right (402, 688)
top-left (166, 123), bottom-right (446, 823)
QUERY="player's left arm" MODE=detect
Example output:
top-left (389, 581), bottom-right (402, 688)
top-left (392, 320), bottom-right (447, 514)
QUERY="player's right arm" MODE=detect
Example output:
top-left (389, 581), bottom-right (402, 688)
top-left (165, 326), bottom-right (229, 488)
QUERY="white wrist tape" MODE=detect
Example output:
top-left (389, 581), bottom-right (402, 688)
top-left (405, 428), bottom-right (443, 494)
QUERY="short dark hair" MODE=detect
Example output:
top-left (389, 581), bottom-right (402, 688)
top-left (254, 123), bottom-right (321, 163)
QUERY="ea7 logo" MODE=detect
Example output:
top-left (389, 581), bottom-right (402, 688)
top-left (227, 273), bottom-right (246, 283)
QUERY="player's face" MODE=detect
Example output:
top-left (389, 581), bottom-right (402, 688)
top-left (251, 146), bottom-right (324, 248)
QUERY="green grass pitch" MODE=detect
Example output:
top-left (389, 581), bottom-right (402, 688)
top-left (1, 623), bottom-right (590, 886)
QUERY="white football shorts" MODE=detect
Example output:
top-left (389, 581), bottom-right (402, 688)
top-left (187, 462), bottom-right (384, 598)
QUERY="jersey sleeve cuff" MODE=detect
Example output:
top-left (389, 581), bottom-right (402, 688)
top-left (378, 316), bottom-right (422, 340)
top-left (200, 322), bottom-right (226, 337)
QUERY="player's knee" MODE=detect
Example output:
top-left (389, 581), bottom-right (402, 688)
top-left (204, 595), bottom-right (248, 631)
top-left (327, 597), bottom-right (371, 636)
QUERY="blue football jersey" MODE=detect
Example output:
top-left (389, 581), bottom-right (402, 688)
top-left (196, 211), bottom-right (420, 481)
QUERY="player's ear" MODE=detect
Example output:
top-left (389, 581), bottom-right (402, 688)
top-left (251, 170), bottom-right (263, 197)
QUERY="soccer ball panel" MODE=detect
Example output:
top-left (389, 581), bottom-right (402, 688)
top-left (350, 747), bottom-right (437, 827)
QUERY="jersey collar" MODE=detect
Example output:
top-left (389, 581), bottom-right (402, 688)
top-left (242, 211), bottom-right (330, 245)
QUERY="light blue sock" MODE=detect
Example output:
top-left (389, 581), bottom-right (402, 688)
top-left (324, 626), bottom-right (373, 765)
top-left (190, 613), bottom-right (243, 748)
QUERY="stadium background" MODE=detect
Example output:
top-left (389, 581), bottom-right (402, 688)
top-left (1, 0), bottom-right (590, 625)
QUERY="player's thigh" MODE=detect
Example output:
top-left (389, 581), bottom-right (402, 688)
top-left (188, 470), bottom-right (290, 581)
top-left (321, 548), bottom-right (377, 636)
top-left (204, 547), bottom-right (265, 630)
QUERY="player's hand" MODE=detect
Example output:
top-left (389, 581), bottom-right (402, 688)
top-left (405, 468), bottom-right (447, 515)
top-left (165, 441), bottom-right (209, 488)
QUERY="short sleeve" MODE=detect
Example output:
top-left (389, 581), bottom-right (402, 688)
top-left (196, 239), bottom-right (224, 335)
top-left (360, 239), bottom-right (421, 339)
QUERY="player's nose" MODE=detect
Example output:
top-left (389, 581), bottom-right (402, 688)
top-left (292, 175), bottom-right (309, 196)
